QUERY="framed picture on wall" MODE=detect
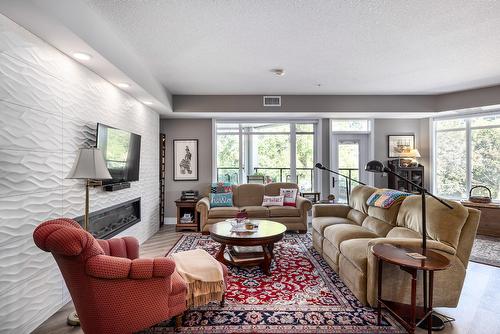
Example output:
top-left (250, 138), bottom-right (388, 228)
top-left (173, 139), bottom-right (199, 181)
top-left (388, 135), bottom-right (415, 158)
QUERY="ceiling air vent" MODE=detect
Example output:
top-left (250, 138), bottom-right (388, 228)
top-left (263, 96), bottom-right (281, 107)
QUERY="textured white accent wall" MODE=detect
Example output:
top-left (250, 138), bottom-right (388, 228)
top-left (0, 14), bottom-right (159, 333)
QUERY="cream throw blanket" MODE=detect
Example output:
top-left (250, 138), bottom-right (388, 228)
top-left (171, 249), bottom-right (225, 308)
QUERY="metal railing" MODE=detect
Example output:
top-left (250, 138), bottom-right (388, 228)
top-left (336, 168), bottom-right (360, 203)
top-left (216, 167), bottom-right (239, 183)
top-left (253, 167), bottom-right (313, 189)
top-left (216, 167), bottom-right (314, 191)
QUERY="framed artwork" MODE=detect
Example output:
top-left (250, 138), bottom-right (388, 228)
top-left (173, 139), bottom-right (198, 181)
top-left (388, 135), bottom-right (415, 158)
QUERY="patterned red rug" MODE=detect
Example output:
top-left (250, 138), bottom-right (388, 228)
top-left (139, 233), bottom-right (405, 333)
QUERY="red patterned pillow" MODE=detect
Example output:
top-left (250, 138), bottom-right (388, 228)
top-left (280, 188), bottom-right (298, 207)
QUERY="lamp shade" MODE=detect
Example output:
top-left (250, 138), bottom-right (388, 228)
top-left (399, 148), bottom-right (421, 158)
top-left (66, 148), bottom-right (112, 180)
top-left (411, 149), bottom-right (421, 158)
top-left (365, 160), bottom-right (386, 173)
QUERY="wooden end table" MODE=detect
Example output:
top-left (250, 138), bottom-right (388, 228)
top-left (209, 220), bottom-right (286, 276)
top-left (175, 198), bottom-right (199, 232)
top-left (372, 243), bottom-right (451, 334)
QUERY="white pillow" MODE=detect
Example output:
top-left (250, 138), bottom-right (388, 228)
top-left (262, 195), bottom-right (284, 207)
top-left (280, 188), bottom-right (298, 207)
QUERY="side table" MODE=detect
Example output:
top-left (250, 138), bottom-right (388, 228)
top-left (175, 198), bottom-right (200, 232)
top-left (372, 244), bottom-right (451, 334)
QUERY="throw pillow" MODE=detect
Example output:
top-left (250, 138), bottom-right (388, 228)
top-left (209, 192), bottom-right (233, 208)
top-left (366, 189), bottom-right (411, 208)
top-left (262, 195), bottom-right (284, 207)
top-left (280, 188), bottom-right (298, 207)
top-left (210, 182), bottom-right (232, 194)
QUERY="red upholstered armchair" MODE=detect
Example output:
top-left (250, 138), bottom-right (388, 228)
top-left (33, 218), bottom-right (188, 334)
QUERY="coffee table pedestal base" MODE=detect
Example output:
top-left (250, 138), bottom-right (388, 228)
top-left (215, 244), bottom-right (275, 276)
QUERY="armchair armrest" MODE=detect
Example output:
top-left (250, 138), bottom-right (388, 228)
top-left (86, 255), bottom-right (177, 280)
top-left (296, 196), bottom-right (312, 213)
top-left (196, 197), bottom-right (210, 213)
top-left (312, 204), bottom-right (351, 218)
top-left (367, 237), bottom-right (456, 256)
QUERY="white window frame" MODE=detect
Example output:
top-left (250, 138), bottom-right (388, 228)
top-left (431, 111), bottom-right (500, 199)
top-left (213, 119), bottom-right (321, 192)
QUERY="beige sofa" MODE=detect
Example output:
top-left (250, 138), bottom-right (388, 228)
top-left (312, 185), bottom-right (480, 308)
top-left (197, 183), bottom-right (312, 233)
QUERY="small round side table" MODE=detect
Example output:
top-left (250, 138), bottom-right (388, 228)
top-left (371, 243), bottom-right (451, 334)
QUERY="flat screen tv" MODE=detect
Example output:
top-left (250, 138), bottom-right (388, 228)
top-left (96, 123), bottom-right (141, 185)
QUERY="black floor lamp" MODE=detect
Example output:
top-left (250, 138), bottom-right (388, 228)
top-left (364, 160), bottom-right (453, 331)
top-left (315, 163), bottom-right (365, 203)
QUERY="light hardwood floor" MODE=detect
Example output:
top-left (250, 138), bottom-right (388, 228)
top-left (32, 225), bottom-right (500, 334)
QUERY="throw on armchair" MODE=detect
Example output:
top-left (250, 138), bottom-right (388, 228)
top-left (33, 218), bottom-right (188, 334)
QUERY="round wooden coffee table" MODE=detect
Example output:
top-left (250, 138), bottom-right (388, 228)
top-left (209, 219), bottom-right (286, 275)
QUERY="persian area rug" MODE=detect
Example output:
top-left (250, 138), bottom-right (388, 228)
top-left (138, 233), bottom-right (405, 333)
top-left (470, 235), bottom-right (500, 267)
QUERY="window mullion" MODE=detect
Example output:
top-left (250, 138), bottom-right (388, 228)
top-left (466, 119), bottom-right (472, 194)
top-left (239, 124), bottom-right (243, 184)
top-left (290, 124), bottom-right (297, 184)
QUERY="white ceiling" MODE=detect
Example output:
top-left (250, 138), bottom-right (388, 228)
top-left (85, 0), bottom-right (500, 95)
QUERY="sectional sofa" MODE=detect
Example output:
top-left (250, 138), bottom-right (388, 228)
top-left (196, 183), bottom-right (312, 233)
top-left (312, 185), bottom-right (480, 308)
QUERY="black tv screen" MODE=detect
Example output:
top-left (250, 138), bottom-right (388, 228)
top-left (96, 123), bottom-right (141, 184)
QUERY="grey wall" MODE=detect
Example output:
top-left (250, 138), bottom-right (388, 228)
top-left (0, 15), bottom-right (159, 333)
top-left (373, 119), bottom-right (430, 189)
top-left (173, 84), bottom-right (500, 114)
top-left (435, 85), bottom-right (500, 112)
top-left (160, 119), bottom-right (213, 218)
top-left (174, 94), bottom-right (435, 113)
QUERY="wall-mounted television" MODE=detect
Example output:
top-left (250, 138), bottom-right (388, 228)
top-left (96, 123), bottom-right (141, 185)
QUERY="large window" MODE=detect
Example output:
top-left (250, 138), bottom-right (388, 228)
top-left (215, 121), bottom-right (317, 191)
top-left (433, 113), bottom-right (500, 200)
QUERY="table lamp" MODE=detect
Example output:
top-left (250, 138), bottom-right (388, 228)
top-left (397, 148), bottom-right (421, 167)
top-left (66, 147), bottom-right (112, 231)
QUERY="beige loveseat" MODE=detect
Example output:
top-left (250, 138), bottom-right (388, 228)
top-left (197, 183), bottom-right (312, 233)
top-left (312, 185), bottom-right (480, 308)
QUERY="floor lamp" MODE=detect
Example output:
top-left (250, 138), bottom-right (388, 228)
top-left (65, 147), bottom-right (112, 325)
top-left (364, 160), bottom-right (453, 330)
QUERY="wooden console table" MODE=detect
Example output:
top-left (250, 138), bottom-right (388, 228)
top-left (461, 201), bottom-right (500, 238)
top-left (372, 244), bottom-right (451, 334)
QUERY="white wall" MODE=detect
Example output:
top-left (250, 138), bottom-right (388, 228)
top-left (0, 14), bottom-right (159, 333)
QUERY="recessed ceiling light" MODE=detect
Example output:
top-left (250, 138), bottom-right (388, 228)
top-left (72, 52), bottom-right (91, 61)
top-left (142, 101), bottom-right (153, 105)
top-left (116, 82), bottom-right (130, 88)
top-left (270, 68), bottom-right (285, 76)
